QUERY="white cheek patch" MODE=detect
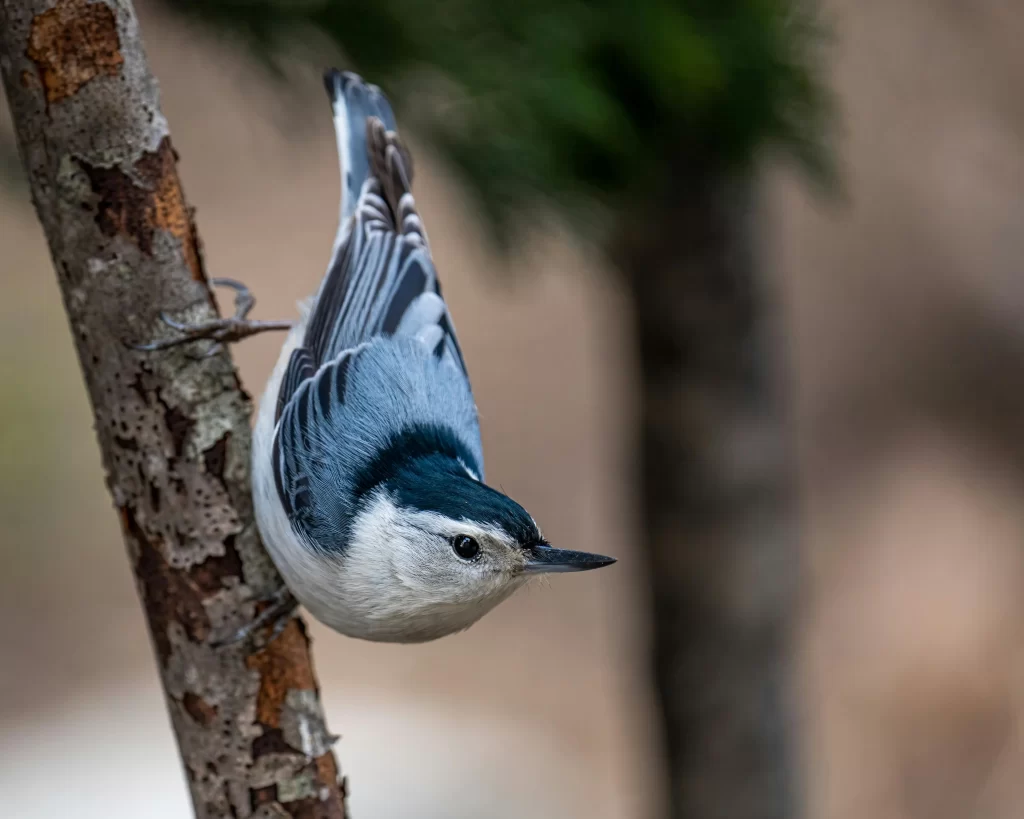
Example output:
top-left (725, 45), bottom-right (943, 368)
top-left (285, 490), bottom-right (527, 641)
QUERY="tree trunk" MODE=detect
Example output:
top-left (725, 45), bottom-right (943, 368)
top-left (616, 166), bottom-right (797, 819)
top-left (0, 2), bottom-right (346, 817)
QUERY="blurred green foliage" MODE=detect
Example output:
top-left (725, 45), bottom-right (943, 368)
top-left (163, 0), bottom-right (831, 245)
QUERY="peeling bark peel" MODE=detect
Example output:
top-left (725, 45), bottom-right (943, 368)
top-left (0, 2), bottom-right (346, 817)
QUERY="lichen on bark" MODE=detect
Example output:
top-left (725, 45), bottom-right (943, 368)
top-left (0, 2), bottom-right (346, 817)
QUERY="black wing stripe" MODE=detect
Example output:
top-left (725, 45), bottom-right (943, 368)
top-left (277, 347), bottom-right (316, 423)
top-left (273, 346), bottom-right (364, 522)
top-left (333, 230), bottom-right (369, 355)
top-left (396, 234), bottom-right (417, 271)
top-left (334, 352), bottom-right (354, 403)
top-left (316, 363), bottom-right (334, 418)
top-left (272, 429), bottom-right (290, 516)
top-left (314, 239), bottom-right (352, 344)
top-left (276, 399), bottom-right (305, 518)
top-left (293, 382), bottom-right (313, 451)
top-left (314, 346), bottom-right (360, 422)
top-left (438, 311), bottom-right (468, 376)
top-left (306, 233), bottom-right (354, 363)
top-left (283, 396), bottom-right (313, 517)
top-left (330, 228), bottom-right (379, 356)
top-left (383, 258), bottom-right (427, 335)
top-left (368, 232), bottom-right (397, 312)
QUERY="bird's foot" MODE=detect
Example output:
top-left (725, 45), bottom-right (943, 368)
top-left (213, 585), bottom-right (299, 649)
top-left (133, 278), bottom-right (292, 356)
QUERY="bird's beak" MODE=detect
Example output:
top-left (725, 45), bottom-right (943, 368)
top-left (523, 543), bottom-right (617, 574)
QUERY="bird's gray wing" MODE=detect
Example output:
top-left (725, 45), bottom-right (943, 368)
top-left (271, 72), bottom-right (474, 531)
top-left (275, 73), bottom-right (468, 420)
top-left (272, 345), bottom-right (360, 524)
top-left (304, 193), bottom-right (455, 364)
top-left (276, 193), bottom-right (468, 413)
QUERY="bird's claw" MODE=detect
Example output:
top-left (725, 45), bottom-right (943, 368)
top-left (214, 277), bottom-right (256, 318)
top-left (157, 311), bottom-right (202, 333)
top-left (213, 586), bottom-right (299, 649)
top-left (131, 278), bottom-right (291, 353)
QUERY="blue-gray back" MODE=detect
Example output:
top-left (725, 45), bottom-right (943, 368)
top-left (270, 71), bottom-right (481, 551)
top-left (274, 336), bottom-right (483, 550)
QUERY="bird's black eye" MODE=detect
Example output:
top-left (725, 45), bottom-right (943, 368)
top-left (451, 534), bottom-right (480, 560)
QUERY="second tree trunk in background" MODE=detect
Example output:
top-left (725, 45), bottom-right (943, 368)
top-left (617, 167), bottom-right (797, 819)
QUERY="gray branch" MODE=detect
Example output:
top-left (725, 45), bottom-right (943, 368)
top-left (0, 1), bottom-right (346, 816)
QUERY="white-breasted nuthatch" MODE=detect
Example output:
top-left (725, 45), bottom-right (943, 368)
top-left (142, 70), bottom-right (615, 643)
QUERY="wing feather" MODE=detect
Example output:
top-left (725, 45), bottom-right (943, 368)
top-left (272, 72), bottom-right (473, 529)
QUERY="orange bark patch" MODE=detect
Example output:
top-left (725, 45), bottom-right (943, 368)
top-left (182, 692), bottom-right (219, 727)
top-left (245, 619), bottom-right (316, 728)
top-left (316, 752), bottom-right (341, 792)
top-left (26, 0), bottom-right (123, 104)
top-left (80, 137), bottom-right (205, 280)
top-left (143, 142), bottom-right (205, 281)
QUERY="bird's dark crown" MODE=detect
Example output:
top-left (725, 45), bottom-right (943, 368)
top-left (354, 424), bottom-right (541, 546)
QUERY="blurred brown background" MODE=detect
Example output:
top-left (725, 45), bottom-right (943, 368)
top-left (2, 1), bottom-right (1024, 817)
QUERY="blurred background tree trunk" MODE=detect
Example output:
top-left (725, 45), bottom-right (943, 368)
top-left (616, 163), bottom-right (795, 818)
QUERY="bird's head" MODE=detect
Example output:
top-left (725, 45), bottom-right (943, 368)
top-left (344, 448), bottom-right (615, 642)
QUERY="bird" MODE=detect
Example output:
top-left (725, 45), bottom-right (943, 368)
top-left (140, 69), bottom-right (616, 643)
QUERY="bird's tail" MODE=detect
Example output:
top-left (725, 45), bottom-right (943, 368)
top-left (323, 69), bottom-right (413, 227)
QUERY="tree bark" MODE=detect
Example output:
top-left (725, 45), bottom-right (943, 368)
top-left (0, 2), bottom-right (346, 817)
top-left (615, 166), bottom-right (797, 819)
